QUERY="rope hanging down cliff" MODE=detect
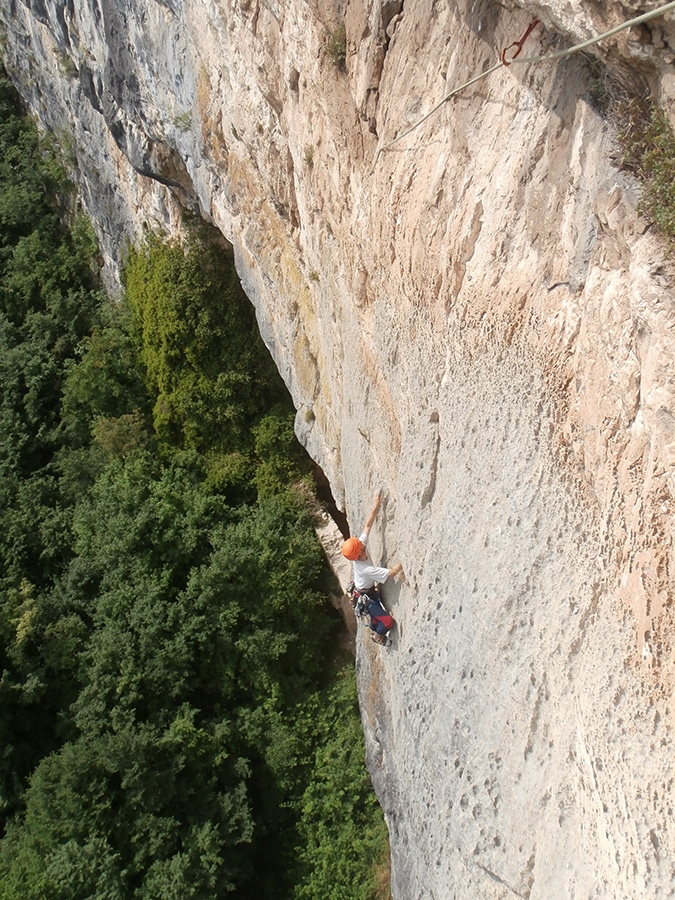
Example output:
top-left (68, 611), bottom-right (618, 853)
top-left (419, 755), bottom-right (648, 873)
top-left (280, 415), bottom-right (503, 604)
top-left (369, 0), bottom-right (675, 173)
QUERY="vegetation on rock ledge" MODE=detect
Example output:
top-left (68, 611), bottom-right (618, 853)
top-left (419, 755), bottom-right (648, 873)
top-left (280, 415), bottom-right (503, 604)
top-left (616, 97), bottom-right (675, 239)
top-left (589, 58), bottom-right (675, 241)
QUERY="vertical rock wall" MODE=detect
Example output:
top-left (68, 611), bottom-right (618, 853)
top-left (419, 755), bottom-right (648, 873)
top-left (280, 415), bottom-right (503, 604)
top-left (2, 1), bottom-right (675, 896)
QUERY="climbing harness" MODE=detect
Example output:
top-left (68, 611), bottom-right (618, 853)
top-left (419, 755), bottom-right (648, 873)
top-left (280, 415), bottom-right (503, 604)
top-left (347, 581), bottom-right (371, 620)
top-left (370, 0), bottom-right (675, 172)
top-left (347, 581), bottom-right (394, 647)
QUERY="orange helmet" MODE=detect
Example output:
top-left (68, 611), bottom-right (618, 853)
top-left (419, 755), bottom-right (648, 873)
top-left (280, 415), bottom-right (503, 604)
top-left (341, 537), bottom-right (363, 561)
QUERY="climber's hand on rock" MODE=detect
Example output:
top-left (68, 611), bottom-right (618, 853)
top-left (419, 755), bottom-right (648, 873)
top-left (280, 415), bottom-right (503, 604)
top-left (389, 562), bottom-right (403, 580)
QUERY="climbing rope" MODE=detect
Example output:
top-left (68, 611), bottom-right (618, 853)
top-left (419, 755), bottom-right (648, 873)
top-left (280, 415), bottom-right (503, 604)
top-left (370, 0), bottom-right (675, 172)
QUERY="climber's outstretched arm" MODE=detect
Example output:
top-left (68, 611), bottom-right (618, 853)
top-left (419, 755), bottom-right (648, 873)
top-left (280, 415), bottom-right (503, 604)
top-left (362, 491), bottom-right (381, 539)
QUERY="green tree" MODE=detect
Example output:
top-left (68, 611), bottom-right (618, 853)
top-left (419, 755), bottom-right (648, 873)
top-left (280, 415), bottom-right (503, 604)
top-left (292, 672), bottom-right (390, 900)
top-left (0, 66), bottom-right (390, 899)
top-left (0, 449), bottom-right (336, 899)
top-left (124, 230), bottom-right (289, 454)
top-left (0, 67), bottom-right (105, 817)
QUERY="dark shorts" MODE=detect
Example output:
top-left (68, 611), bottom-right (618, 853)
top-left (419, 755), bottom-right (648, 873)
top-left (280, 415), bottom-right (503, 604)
top-left (367, 598), bottom-right (394, 636)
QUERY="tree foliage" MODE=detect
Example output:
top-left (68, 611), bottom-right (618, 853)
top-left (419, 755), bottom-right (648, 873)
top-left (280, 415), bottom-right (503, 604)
top-left (124, 231), bottom-right (288, 454)
top-left (0, 67), bottom-right (388, 899)
top-left (0, 68), bottom-right (106, 808)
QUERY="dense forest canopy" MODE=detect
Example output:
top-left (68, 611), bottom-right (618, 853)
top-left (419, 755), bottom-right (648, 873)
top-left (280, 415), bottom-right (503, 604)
top-left (0, 69), bottom-right (389, 899)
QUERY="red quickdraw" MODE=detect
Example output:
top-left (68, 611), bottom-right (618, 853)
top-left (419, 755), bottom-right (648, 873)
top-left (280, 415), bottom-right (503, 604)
top-left (501, 18), bottom-right (540, 65)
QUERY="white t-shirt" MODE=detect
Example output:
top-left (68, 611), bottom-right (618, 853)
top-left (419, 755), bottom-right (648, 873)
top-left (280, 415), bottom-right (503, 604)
top-left (353, 532), bottom-right (390, 591)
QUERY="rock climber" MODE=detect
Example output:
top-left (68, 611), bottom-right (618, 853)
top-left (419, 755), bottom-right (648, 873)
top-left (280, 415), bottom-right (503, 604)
top-left (341, 491), bottom-right (403, 645)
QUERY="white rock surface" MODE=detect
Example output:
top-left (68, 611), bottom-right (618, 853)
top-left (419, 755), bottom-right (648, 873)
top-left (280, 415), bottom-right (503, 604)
top-left (2, 1), bottom-right (675, 896)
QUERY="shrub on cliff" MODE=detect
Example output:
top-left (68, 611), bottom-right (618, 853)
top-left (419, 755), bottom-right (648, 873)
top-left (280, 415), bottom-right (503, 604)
top-left (589, 62), bottom-right (675, 242)
top-left (617, 98), bottom-right (675, 239)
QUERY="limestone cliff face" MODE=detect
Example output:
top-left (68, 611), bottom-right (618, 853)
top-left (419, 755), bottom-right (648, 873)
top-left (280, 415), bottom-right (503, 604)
top-left (2, 1), bottom-right (675, 896)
